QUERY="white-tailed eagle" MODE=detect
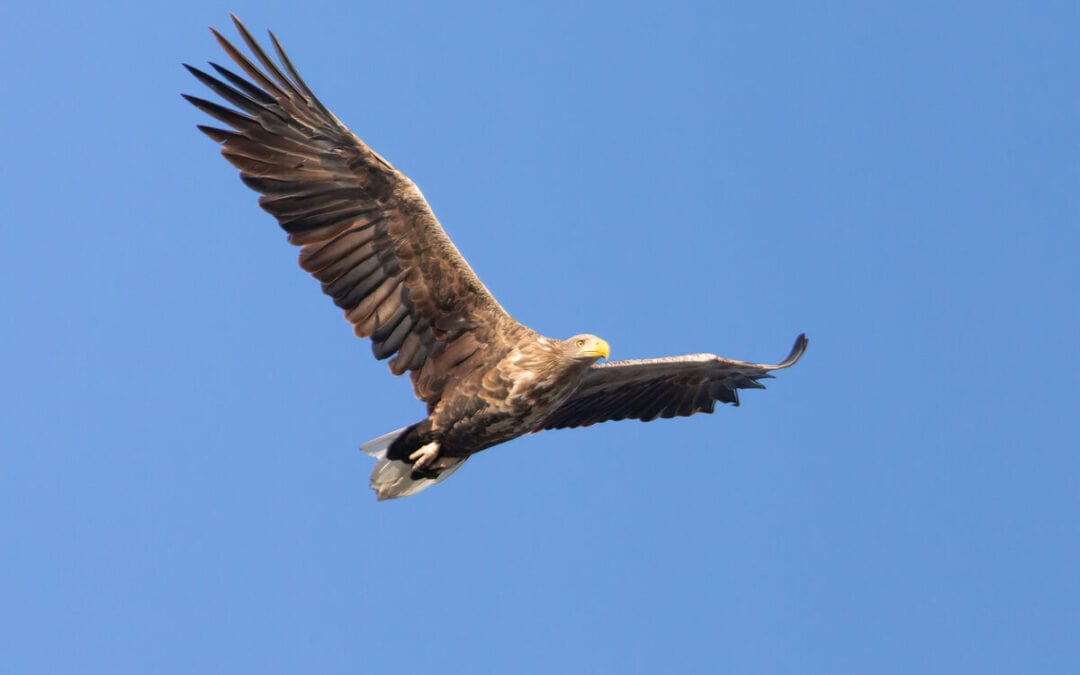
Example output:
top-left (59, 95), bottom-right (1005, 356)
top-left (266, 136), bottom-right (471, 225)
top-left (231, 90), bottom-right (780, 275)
top-left (184, 17), bottom-right (808, 500)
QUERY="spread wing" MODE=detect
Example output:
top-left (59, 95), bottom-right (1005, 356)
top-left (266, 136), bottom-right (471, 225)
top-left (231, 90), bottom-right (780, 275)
top-left (537, 334), bottom-right (807, 430)
top-left (184, 16), bottom-right (529, 406)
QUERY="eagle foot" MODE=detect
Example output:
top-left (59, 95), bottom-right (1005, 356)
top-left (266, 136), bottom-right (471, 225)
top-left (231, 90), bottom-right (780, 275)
top-left (409, 441), bottom-right (440, 472)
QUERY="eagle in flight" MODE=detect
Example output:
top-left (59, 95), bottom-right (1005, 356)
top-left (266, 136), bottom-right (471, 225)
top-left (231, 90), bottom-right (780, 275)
top-left (184, 16), bottom-right (808, 500)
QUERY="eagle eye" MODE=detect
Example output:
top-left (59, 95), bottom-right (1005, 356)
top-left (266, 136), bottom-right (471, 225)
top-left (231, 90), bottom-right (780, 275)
top-left (576, 338), bottom-right (586, 348)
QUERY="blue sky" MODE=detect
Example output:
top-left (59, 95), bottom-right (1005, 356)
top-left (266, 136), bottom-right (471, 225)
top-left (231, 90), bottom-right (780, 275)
top-left (2, 1), bottom-right (1077, 673)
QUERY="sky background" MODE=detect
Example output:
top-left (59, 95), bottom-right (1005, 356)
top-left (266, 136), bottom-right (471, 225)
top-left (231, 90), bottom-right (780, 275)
top-left (2, 1), bottom-right (1077, 673)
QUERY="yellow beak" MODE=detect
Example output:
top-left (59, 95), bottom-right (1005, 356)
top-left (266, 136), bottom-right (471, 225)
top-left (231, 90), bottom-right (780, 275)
top-left (580, 338), bottom-right (611, 360)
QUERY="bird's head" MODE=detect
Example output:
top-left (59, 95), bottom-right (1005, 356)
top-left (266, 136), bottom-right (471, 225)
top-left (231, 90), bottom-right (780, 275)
top-left (564, 334), bottom-right (611, 362)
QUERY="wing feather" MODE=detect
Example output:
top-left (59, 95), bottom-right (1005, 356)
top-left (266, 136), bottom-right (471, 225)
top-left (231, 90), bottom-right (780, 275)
top-left (186, 16), bottom-right (528, 406)
top-left (537, 334), bottom-right (807, 430)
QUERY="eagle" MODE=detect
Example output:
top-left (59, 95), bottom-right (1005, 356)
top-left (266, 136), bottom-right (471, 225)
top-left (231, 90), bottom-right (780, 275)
top-left (184, 17), bottom-right (808, 500)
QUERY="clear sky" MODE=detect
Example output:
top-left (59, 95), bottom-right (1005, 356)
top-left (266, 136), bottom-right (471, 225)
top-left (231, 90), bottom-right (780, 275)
top-left (2, 1), bottom-right (1077, 673)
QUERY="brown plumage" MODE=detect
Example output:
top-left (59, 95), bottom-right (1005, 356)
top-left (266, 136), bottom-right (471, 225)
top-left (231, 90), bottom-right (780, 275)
top-left (185, 16), bottom-right (808, 500)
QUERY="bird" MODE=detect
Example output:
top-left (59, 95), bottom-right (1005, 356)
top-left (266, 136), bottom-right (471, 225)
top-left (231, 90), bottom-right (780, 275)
top-left (184, 16), bottom-right (808, 500)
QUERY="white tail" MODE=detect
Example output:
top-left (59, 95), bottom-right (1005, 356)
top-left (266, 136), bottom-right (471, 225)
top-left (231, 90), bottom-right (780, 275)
top-left (360, 427), bottom-right (467, 501)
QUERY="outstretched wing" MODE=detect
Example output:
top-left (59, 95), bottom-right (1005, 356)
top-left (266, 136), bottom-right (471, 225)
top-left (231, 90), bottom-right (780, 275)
top-left (184, 16), bottom-right (529, 406)
top-left (537, 334), bottom-right (807, 430)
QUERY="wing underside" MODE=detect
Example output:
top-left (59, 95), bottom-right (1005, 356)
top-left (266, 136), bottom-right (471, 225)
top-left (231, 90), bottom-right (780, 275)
top-left (538, 334), bottom-right (807, 430)
top-left (184, 16), bottom-right (525, 405)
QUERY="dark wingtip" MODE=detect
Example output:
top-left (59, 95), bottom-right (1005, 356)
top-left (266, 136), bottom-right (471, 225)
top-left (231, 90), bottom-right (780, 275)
top-left (772, 333), bottom-right (808, 370)
top-left (195, 124), bottom-right (234, 142)
top-left (230, 13), bottom-right (255, 41)
top-left (209, 25), bottom-right (229, 47)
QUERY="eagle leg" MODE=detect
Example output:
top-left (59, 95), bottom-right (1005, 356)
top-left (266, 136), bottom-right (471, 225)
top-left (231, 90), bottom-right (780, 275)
top-left (409, 441), bottom-right (441, 472)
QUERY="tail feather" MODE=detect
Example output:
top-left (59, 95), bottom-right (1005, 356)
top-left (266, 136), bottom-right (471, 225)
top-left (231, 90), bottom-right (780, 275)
top-left (360, 426), bottom-right (466, 501)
